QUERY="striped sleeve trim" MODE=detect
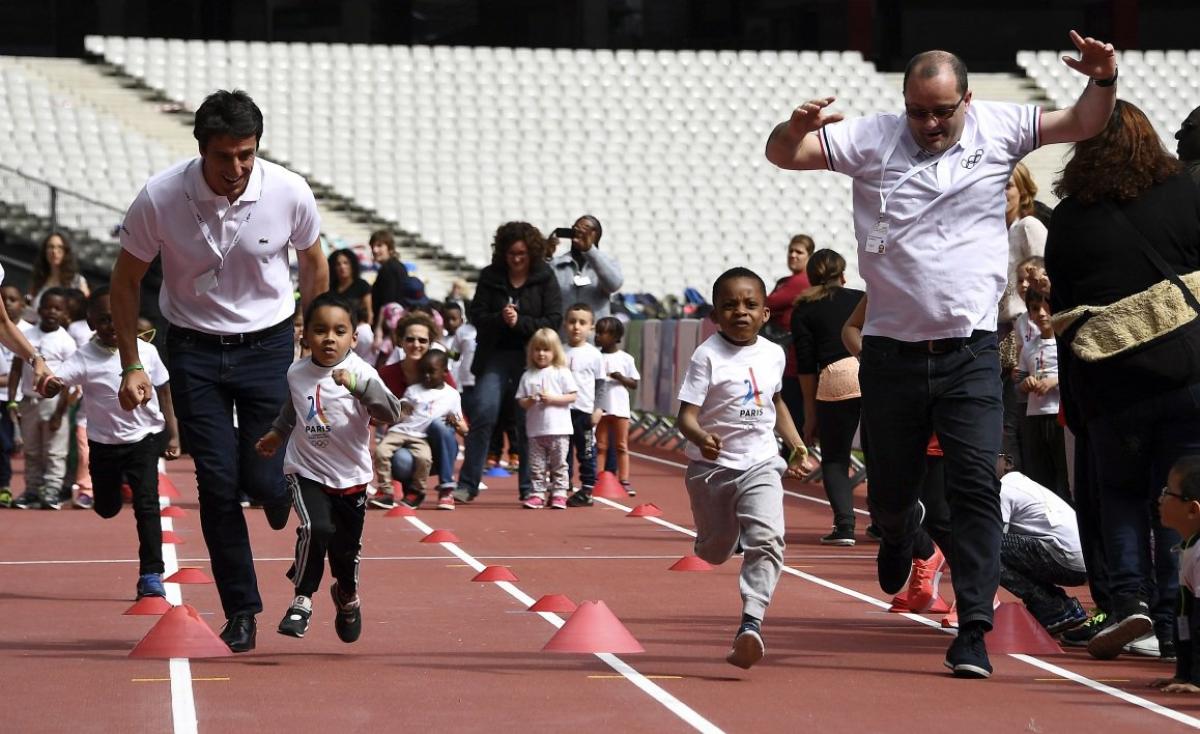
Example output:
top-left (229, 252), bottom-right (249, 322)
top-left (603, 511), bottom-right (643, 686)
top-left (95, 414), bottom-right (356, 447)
top-left (1034, 105), bottom-right (1043, 150)
top-left (818, 127), bottom-right (835, 171)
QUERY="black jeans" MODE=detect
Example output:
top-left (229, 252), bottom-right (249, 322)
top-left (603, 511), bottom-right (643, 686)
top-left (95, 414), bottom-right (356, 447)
top-left (287, 475), bottom-right (366, 598)
top-left (456, 349), bottom-right (531, 496)
top-left (1000, 533), bottom-right (1087, 616)
top-left (860, 332), bottom-right (1003, 629)
top-left (815, 397), bottom-right (860, 530)
top-left (0, 408), bottom-right (13, 488)
top-left (1072, 429), bottom-right (1112, 612)
top-left (565, 409), bottom-right (597, 490)
top-left (90, 432), bottom-right (165, 575)
top-left (1020, 414), bottom-right (1070, 504)
top-left (167, 321), bottom-right (293, 617)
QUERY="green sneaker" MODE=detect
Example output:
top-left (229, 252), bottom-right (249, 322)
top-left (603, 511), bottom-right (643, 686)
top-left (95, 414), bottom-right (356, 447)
top-left (0, 487), bottom-right (12, 508)
top-left (1062, 611), bottom-right (1108, 647)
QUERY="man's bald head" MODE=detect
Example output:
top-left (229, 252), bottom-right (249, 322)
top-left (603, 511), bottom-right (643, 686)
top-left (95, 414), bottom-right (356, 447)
top-left (903, 50), bottom-right (969, 96)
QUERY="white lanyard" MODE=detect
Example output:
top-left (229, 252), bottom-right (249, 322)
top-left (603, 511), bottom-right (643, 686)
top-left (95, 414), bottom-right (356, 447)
top-left (184, 160), bottom-right (258, 276)
top-left (877, 123), bottom-right (945, 215)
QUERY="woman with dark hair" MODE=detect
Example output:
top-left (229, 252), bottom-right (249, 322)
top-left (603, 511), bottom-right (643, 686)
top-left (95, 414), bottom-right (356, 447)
top-left (26, 232), bottom-right (89, 322)
top-left (790, 248), bottom-right (864, 545)
top-left (328, 248), bottom-right (372, 323)
top-left (1046, 99), bottom-right (1200, 661)
top-left (452, 222), bottom-right (563, 504)
top-left (767, 234), bottom-right (815, 431)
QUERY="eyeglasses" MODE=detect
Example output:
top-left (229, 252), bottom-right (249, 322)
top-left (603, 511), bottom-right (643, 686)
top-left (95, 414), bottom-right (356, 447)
top-left (403, 336), bottom-right (430, 344)
top-left (905, 92), bottom-right (967, 121)
top-left (1161, 485), bottom-right (1188, 501)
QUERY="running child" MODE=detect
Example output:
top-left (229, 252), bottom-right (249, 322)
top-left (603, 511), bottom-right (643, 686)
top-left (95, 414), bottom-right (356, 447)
top-left (256, 293), bottom-right (404, 642)
top-left (53, 287), bottom-right (181, 598)
top-left (563, 304), bottom-right (604, 507)
top-left (515, 328), bottom-right (578, 509)
top-left (676, 267), bottom-right (812, 669)
top-left (594, 316), bottom-right (639, 495)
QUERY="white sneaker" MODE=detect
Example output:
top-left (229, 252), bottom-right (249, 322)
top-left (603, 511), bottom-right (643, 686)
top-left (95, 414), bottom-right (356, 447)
top-left (477, 481), bottom-right (488, 491)
top-left (1123, 632), bottom-right (1160, 657)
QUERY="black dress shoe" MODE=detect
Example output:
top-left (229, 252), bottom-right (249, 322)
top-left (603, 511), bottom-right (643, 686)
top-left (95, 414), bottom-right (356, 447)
top-left (263, 499), bottom-right (292, 530)
top-left (219, 613), bottom-right (257, 653)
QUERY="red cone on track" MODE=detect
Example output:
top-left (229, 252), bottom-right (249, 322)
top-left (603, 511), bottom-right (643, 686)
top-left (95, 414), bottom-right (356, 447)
top-left (124, 596), bottom-right (173, 615)
top-left (627, 503), bottom-right (664, 517)
top-left (385, 505), bottom-right (416, 517)
top-left (592, 471), bottom-right (626, 499)
top-left (129, 604), bottom-right (231, 659)
top-left (528, 594), bottom-right (577, 613)
top-left (158, 473), bottom-right (180, 499)
top-left (160, 505), bottom-right (187, 518)
top-left (542, 601), bottom-right (644, 654)
top-left (420, 529), bottom-right (460, 543)
top-left (161, 530), bottom-right (184, 544)
top-left (472, 566), bottom-right (519, 582)
top-left (669, 555), bottom-right (713, 571)
top-left (165, 567), bottom-right (213, 584)
top-left (986, 602), bottom-right (1064, 655)
top-left (889, 590), bottom-right (951, 614)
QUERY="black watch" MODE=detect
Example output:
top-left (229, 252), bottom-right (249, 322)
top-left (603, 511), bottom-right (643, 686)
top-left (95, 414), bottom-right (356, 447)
top-left (1093, 67), bottom-right (1118, 87)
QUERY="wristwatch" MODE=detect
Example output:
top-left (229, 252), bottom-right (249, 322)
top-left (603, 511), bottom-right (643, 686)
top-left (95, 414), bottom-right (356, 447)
top-left (1093, 67), bottom-right (1118, 87)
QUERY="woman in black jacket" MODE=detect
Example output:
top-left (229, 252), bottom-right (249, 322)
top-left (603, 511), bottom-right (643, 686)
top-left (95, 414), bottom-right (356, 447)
top-left (453, 221), bottom-right (563, 503)
top-left (1046, 100), bottom-right (1200, 660)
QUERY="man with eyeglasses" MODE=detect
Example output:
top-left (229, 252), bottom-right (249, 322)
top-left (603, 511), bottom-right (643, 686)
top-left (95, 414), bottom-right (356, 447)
top-left (765, 30), bottom-right (1117, 679)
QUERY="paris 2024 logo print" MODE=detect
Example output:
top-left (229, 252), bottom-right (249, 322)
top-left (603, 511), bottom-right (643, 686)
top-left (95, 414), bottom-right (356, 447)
top-left (738, 368), bottom-right (765, 424)
top-left (305, 385), bottom-right (332, 447)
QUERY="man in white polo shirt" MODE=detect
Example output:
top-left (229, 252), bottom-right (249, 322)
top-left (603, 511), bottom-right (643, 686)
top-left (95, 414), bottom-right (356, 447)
top-left (765, 31), bottom-right (1116, 678)
top-left (110, 90), bottom-right (328, 653)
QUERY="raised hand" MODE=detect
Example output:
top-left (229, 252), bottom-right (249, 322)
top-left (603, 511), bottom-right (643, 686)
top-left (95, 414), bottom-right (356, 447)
top-left (1062, 30), bottom-right (1116, 80)
top-left (787, 97), bottom-right (844, 138)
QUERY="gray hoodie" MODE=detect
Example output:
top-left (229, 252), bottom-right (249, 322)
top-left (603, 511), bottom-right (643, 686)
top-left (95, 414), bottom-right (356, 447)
top-left (551, 247), bottom-right (624, 320)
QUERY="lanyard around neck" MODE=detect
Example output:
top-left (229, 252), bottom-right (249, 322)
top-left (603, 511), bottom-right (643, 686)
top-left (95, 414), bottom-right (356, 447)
top-left (184, 160), bottom-right (259, 273)
top-left (877, 123), bottom-right (945, 215)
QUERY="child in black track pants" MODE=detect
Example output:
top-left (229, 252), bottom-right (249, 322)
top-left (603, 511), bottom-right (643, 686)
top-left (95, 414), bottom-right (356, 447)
top-left (257, 293), bottom-right (404, 643)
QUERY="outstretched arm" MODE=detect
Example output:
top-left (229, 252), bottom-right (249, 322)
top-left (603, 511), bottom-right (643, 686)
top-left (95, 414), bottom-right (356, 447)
top-left (1041, 30), bottom-right (1118, 145)
top-left (765, 97), bottom-right (844, 171)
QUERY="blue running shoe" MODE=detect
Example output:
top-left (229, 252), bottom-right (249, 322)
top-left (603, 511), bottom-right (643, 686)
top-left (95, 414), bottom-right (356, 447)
top-left (136, 573), bottom-right (166, 599)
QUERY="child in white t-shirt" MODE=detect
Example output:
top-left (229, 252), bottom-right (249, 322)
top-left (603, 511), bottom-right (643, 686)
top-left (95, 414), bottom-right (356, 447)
top-left (1016, 288), bottom-right (1068, 502)
top-left (54, 287), bottom-right (181, 599)
top-left (1154, 456), bottom-right (1200, 693)
top-left (386, 350), bottom-right (466, 510)
top-left (352, 303), bottom-right (376, 363)
top-left (516, 328), bottom-right (578, 509)
top-left (0, 284), bottom-right (25, 507)
top-left (563, 304), bottom-right (604, 507)
top-left (677, 267), bottom-right (812, 669)
top-left (594, 316), bottom-right (640, 495)
top-left (256, 293), bottom-right (405, 643)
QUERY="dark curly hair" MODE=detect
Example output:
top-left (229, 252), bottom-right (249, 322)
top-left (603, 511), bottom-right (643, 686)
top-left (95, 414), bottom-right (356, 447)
top-left (31, 231), bottom-right (80, 295)
top-left (490, 221), bottom-right (547, 269)
top-left (1054, 100), bottom-right (1181, 205)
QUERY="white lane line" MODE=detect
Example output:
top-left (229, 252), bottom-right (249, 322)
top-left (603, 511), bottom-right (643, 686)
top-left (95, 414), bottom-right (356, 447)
top-left (404, 515), bottom-right (725, 734)
top-left (0, 554), bottom-right (695, 566)
top-left (160, 513), bottom-right (198, 734)
top-left (626, 450), bottom-right (1200, 730)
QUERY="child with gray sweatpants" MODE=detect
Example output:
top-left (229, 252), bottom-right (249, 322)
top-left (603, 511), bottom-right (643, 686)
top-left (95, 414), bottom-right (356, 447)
top-left (676, 267), bottom-right (813, 669)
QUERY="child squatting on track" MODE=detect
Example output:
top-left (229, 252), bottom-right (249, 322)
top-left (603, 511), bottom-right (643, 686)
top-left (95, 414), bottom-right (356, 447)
top-left (676, 267), bottom-right (815, 669)
top-left (256, 293), bottom-right (405, 642)
top-left (51, 287), bottom-right (181, 599)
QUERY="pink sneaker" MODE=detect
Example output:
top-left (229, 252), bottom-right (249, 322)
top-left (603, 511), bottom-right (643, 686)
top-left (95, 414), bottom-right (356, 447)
top-left (906, 545), bottom-right (946, 613)
top-left (550, 494), bottom-right (567, 509)
top-left (522, 495), bottom-right (545, 509)
top-left (437, 491), bottom-right (455, 511)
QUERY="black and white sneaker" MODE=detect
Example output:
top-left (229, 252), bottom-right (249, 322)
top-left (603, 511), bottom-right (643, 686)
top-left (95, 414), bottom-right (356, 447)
top-left (944, 623), bottom-right (992, 679)
top-left (277, 595), bottom-right (313, 638)
top-left (330, 582), bottom-right (362, 643)
top-left (1088, 599), bottom-right (1152, 660)
top-left (820, 526), bottom-right (856, 546)
top-left (726, 621), bottom-right (765, 669)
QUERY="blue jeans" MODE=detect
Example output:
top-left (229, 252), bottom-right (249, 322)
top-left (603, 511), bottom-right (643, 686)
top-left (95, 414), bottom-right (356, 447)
top-left (859, 333), bottom-right (1003, 629)
top-left (391, 419), bottom-right (458, 486)
top-left (1086, 383), bottom-right (1200, 625)
top-left (166, 322), bottom-right (293, 618)
top-left (456, 350), bottom-right (530, 497)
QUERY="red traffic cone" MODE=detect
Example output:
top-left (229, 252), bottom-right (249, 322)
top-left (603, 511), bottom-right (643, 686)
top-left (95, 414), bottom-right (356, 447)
top-left (889, 590), bottom-right (952, 614)
top-left (385, 504), bottom-right (416, 517)
top-left (542, 600), bottom-right (644, 653)
top-left (627, 503), bottom-right (664, 518)
top-left (165, 567), bottom-right (213, 584)
top-left (161, 530), bottom-right (184, 544)
top-left (592, 471), bottom-right (626, 499)
top-left (669, 555), bottom-right (713, 572)
top-left (986, 602), bottom-right (1064, 655)
top-left (942, 599), bottom-right (959, 628)
top-left (528, 594), bottom-right (577, 613)
top-left (158, 473), bottom-right (180, 499)
top-left (129, 604), bottom-right (232, 658)
top-left (420, 529), bottom-right (460, 543)
top-left (160, 505), bottom-right (187, 518)
top-left (471, 566), bottom-right (518, 582)
top-left (124, 596), bottom-right (173, 616)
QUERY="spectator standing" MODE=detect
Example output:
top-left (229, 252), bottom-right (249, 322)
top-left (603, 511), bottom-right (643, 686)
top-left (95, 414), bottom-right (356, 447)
top-left (328, 248), bottom-right (373, 323)
top-left (550, 215), bottom-right (623, 322)
top-left (767, 234), bottom-right (815, 430)
top-left (369, 230), bottom-right (408, 326)
top-left (24, 232), bottom-right (89, 323)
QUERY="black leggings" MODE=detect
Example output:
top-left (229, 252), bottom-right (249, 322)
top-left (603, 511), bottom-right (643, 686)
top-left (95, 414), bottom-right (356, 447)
top-left (90, 432), bottom-right (165, 575)
top-left (815, 398), bottom-right (861, 529)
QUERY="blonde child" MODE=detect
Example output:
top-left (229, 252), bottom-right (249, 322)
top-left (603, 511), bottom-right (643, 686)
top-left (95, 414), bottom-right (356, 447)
top-left (516, 328), bottom-right (578, 509)
top-left (594, 316), bottom-right (640, 495)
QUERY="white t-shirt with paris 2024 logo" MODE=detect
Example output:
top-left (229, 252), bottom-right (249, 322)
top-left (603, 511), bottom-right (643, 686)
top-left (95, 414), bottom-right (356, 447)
top-left (677, 333), bottom-right (785, 470)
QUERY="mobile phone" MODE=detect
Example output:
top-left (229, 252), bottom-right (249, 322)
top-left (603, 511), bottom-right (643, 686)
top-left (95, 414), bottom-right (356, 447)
top-left (553, 227), bottom-right (574, 239)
